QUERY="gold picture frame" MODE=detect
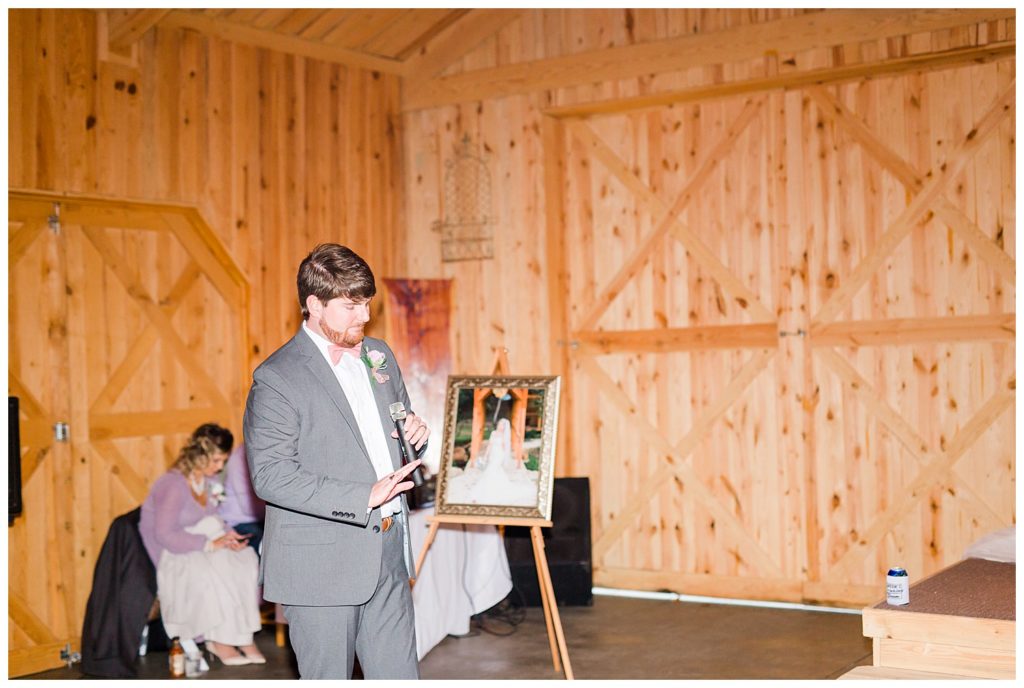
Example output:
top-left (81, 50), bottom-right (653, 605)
top-left (435, 375), bottom-right (560, 520)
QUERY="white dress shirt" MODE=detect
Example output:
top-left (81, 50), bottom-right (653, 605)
top-left (303, 323), bottom-right (401, 517)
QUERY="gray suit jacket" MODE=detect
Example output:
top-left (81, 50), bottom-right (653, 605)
top-left (243, 330), bottom-right (416, 606)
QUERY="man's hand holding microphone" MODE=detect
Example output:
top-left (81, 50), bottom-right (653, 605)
top-left (368, 408), bottom-right (429, 508)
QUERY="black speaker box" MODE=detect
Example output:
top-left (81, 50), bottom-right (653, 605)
top-left (503, 477), bottom-right (593, 607)
top-left (9, 397), bottom-right (23, 526)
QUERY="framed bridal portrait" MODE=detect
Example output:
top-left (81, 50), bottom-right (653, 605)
top-left (435, 375), bottom-right (561, 521)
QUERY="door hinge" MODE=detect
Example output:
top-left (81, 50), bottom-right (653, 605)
top-left (48, 203), bottom-right (62, 235)
top-left (60, 643), bottom-right (81, 667)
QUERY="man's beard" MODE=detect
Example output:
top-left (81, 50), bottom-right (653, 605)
top-left (321, 318), bottom-right (364, 348)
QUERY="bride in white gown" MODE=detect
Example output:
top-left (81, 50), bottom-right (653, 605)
top-left (446, 419), bottom-right (538, 507)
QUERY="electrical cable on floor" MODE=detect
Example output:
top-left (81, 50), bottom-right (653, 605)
top-left (451, 524), bottom-right (481, 638)
top-left (450, 524), bottom-right (526, 639)
top-left (474, 595), bottom-right (525, 636)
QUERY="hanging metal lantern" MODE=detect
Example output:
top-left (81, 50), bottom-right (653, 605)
top-left (432, 134), bottom-right (495, 262)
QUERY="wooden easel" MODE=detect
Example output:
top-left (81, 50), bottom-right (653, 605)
top-left (413, 348), bottom-right (574, 680)
top-left (414, 514), bottom-right (573, 680)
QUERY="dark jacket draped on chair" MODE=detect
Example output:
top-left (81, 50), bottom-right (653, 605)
top-left (80, 507), bottom-right (158, 678)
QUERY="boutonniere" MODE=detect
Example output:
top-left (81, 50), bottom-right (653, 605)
top-left (361, 349), bottom-right (390, 384)
top-left (209, 481), bottom-right (226, 506)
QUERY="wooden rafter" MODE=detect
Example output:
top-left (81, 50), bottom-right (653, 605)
top-left (105, 9), bottom-right (171, 53)
top-left (404, 9), bottom-right (1014, 111)
top-left (812, 82), bottom-right (1016, 325)
top-left (159, 10), bottom-right (405, 74)
top-left (362, 9), bottom-right (461, 60)
top-left (319, 9), bottom-right (404, 48)
top-left (402, 9), bottom-right (523, 82)
top-left (570, 98), bottom-right (772, 332)
top-left (295, 9), bottom-right (350, 41)
top-left (586, 349), bottom-right (781, 576)
top-left (545, 42), bottom-right (1015, 119)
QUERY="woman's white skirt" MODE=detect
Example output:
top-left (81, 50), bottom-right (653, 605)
top-left (156, 516), bottom-right (261, 646)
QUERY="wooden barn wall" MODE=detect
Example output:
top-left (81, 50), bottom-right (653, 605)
top-left (8, 8), bottom-right (403, 672)
top-left (400, 8), bottom-right (1015, 605)
top-left (9, 8), bottom-right (405, 372)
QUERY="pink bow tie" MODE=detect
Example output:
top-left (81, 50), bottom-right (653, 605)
top-left (328, 343), bottom-right (361, 366)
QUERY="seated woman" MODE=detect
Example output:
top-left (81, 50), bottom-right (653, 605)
top-left (139, 424), bottom-right (265, 666)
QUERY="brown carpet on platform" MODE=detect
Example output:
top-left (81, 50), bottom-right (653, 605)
top-left (873, 558), bottom-right (1015, 620)
top-left (18, 595), bottom-right (872, 680)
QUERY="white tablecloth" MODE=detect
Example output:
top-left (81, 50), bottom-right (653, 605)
top-left (409, 506), bottom-right (513, 659)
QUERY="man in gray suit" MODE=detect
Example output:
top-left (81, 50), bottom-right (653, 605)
top-left (243, 244), bottom-right (427, 679)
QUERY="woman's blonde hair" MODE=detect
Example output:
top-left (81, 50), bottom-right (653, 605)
top-left (173, 423), bottom-right (233, 475)
top-left (173, 436), bottom-right (219, 475)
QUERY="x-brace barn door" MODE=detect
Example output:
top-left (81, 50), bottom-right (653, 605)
top-left (545, 66), bottom-right (1014, 605)
top-left (8, 190), bottom-right (249, 676)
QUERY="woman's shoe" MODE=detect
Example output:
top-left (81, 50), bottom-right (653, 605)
top-left (206, 641), bottom-right (251, 666)
top-left (239, 644), bottom-right (266, 665)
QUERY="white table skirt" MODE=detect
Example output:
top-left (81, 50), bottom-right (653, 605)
top-left (409, 506), bottom-right (513, 659)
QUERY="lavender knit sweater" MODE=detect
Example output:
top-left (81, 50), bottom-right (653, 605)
top-left (139, 470), bottom-right (219, 566)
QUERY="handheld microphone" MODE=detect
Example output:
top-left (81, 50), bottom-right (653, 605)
top-left (388, 402), bottom-right (424, 487)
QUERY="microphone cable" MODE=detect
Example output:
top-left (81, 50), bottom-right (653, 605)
top-left (453, 523), bottom-right (526, 638)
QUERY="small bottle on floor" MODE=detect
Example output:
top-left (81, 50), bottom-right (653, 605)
top-left (169, 637), bottom-right (186, 678)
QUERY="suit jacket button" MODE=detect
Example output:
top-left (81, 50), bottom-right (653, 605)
top-left (372, 525), bottom-right (380, 533)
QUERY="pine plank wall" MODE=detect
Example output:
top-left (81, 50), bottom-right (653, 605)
top-left (7, 6), bottom-right (1016, 676)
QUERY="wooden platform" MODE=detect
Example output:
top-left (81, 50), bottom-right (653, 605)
top-left (838, 665), bottom-right (975, 680)
top-left (842, 558), bottom-right (1015, 680)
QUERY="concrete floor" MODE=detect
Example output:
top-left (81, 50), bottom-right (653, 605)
top-left (21, 594), bottom-right (871, 680)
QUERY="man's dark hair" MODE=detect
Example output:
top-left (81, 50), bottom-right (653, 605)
top-left (296, 243), bottom-right (376, 319)
top-left (190, 423), bottom-right (234, 454)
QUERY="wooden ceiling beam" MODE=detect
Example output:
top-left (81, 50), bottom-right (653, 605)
top-left (298, 9), bottom-right (352, 41)
top-left (321, 9), bottom-right (405, 49)
top-left (105, 8), bottom-right (171, 53)
top-left (249, 8), bottom-right (293, 30)
top-left (393, 9), bottom-right (469, 62)
top-left (544, 41), bottom-right (1016, 118)
top-left (361, 9), bottom-right (460, 59)
top-left (402, 8), bottom-right (523, 82)
top-left (223, 9), bottom-right (266, 26)
top-left (272, 8), bottom-right (329, 37)
top-left (159, 10), bottom-right (405, 74)
top-left (403, 8), bottom-right (1014, 111)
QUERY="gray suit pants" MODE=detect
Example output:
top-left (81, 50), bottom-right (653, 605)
top-left (283, 522), bottom-right (419, 679)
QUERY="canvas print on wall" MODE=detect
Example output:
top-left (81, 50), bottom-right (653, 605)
top-left (435, 376), bottom-right (560, 520)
